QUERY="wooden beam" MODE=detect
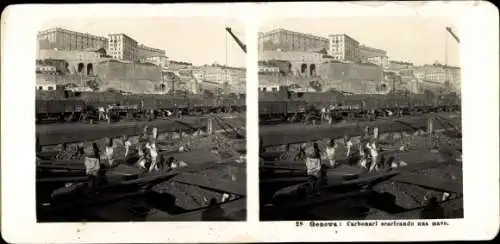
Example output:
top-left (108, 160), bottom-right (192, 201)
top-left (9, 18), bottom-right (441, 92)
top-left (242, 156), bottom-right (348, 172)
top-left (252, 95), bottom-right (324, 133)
top-left (173, 173), bottom-right (246, 196)
top-left (390, 173), bottom-right (462, 194)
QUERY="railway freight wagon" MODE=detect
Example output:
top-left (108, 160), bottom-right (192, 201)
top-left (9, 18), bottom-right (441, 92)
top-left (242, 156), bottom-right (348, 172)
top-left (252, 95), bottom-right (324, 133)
top-left (36, 99), bottom-right (86, 122)
top-left (36, 90), bottom-right (246, 123)
top-left (259, 99), bottom-right (308, 123)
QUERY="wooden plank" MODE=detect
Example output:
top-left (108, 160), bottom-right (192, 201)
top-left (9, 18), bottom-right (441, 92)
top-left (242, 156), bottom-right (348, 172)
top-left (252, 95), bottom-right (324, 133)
top-left (327, 164), bottom-right (363, 178)
top-left (160, 149), bottom-right (220, 165)
top-left (260, 176), bottom-right (310, 184)
top-left (37, 160), bottom-right (86, 170)
top-left (272, 171), bottom-right (398, 202)
top-left (173, 173), bottom-right (246, 196)
top-left (390, 197), bottom-right (463, 219)
top-left (261, 165), bottom-right (304, 172)
top-left (390, 173), bottom-right (463, 194)
top-left (323, 171), bottom-right (399, 190)
top-left (152, 198), bottom-right (246, 221)
top-left (37, 176), bottom-right (88, 183)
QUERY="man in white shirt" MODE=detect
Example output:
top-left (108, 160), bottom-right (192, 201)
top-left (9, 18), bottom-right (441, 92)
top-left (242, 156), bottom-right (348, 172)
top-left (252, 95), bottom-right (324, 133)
top-left (366, 140), bottom-right (379, 172)
top-left (122, 135), bottom-right (132, 158)
top-left (344, 135), bottom-right (353, 158)
top-left (148, 141), bottom-right (159, 172)
top-left (98, 107), bottom-right (105, 121)
top-left (152, 127), bottom-right (158, 140)
top-left (305, 143), bottom-right (322, 196)
top-left (373, 127), bottom-right (379, 140)
top-left (325, 139), bottom-right (337, 168)
top-left (103, 138), bottom-right (115, 167)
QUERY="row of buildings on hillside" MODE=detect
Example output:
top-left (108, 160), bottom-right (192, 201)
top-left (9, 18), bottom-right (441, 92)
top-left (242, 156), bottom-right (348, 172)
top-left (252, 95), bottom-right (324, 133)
top-left (258, 28), bottom-right (389, 66)
top-left (38, 27), bottom-right (166, 62)
top-left (36, 27), bottom-right (246, 94)
top-left (257, 28), bottom-right (461, 93)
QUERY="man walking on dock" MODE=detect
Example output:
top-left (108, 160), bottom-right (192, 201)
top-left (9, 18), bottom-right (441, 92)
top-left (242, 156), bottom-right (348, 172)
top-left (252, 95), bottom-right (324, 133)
top-left (305, 143), bottom-right (322, 196)
top-left (84, 142), bottom-right (101, 189)
top-left (325, 139), bottom-right (338, 168)
top-left (344, 135), bottom-right (353, 158)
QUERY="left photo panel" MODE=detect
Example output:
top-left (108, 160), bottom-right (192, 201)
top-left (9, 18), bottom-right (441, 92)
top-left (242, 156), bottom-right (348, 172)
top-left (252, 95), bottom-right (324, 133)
top-left (35, 17), bottom-right (247, 222)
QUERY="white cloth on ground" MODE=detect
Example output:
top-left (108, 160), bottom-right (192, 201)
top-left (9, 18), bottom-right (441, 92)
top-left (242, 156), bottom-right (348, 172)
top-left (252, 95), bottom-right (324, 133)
top-left (359, 158), bottom-right (367, 169)
top-left (137, 158), bottom-right (147, 169)
top-left (124, 140), bottom-right (132, 157)
top-left (104, 146), bottom-right (115, 167)
top-left (306, 157), bottom-right (321, 177)
top-left (346, 140), bottom-right (353, 156)
top-left (325, 146), bottom-right (337, 167)
top-left (152, 128), bottom-right (158, 139)
top-left (84, 157), bottom-right (100, 176)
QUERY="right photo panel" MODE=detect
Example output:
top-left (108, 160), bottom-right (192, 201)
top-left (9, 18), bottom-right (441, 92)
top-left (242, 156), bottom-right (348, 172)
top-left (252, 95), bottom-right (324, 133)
top-left (258, 17), bottom-right (463, 221)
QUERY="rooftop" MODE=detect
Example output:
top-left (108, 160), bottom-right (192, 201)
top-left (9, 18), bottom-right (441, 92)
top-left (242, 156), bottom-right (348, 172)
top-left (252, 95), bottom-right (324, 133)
top-left (108, 33), bottom-right (137, 42)
top-left (328, 33), bottom-right (359, 43)
top-left (390, 60), bottom-right (414, 65)
top-left (170, 60), bottom-right (193, 66)
top-left (37, 27), bottom-right (108, 40)
top-left (260, 28), bottom-right (328, 41)
top-left (138, 44), bottom-right (165, 52)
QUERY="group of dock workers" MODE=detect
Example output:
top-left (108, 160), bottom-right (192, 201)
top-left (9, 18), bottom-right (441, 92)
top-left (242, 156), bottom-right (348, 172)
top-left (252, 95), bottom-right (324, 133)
top-left (81, 125), bottom-right (190, 189)
top-left (298, 125), bottom-right (407, 195)
top-left (87, 103), bottom-right (177, 124)
top-left (317, 103), bottom-right (403, 125)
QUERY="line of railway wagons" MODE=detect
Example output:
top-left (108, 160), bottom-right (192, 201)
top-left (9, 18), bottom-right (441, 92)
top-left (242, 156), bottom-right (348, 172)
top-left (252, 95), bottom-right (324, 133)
top-left (258, 89), bottom-right (461, 122)
top-left (35, 89), bottom-right (461, 123)
top-left (36, 90), bottom-right (246, 122)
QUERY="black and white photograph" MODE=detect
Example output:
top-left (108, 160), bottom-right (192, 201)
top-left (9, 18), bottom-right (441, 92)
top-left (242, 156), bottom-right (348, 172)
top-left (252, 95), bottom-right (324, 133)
top-left (1, 2), bottom-right (499, 243)
top-left (258, 17), bottom-right (464, 221)
top-left (34, 17), bottom-right (247, 222)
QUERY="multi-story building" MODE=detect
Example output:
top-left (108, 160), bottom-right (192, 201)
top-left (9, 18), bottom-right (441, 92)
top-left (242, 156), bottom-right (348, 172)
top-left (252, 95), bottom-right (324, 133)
top-left (358, 45), bottom-right (388, 67)
top-left (259, 50), bottom-right (324, 62)
top-left (37, 27), bottom-right (108, 52)
top-left (258, 28), bottom-right (329, 53)
top-left (137, 44), bottom-right (166, 59)
top-left (36, 49), bottom-right (104, 76)
top-left (388, 60), bottom-right (414, 70)
top-left (413, 63), bottom-right (461, 85)
top-left (367, 56), bottom-right (389, 68)
top-left (35, 65), bottom-right (57, 74)
top-left (107, 33), bottom-right (138, 61)
top-left (359, 45), bottom-right (386, 59)
top-left (196, 65), bottom-right (245, 92)
top-left (168, 60), bottom-right (193, 71)
top-left (328, 34), bottom-right (360, 62)
top-left (142, 55), bottom-right (169, 70)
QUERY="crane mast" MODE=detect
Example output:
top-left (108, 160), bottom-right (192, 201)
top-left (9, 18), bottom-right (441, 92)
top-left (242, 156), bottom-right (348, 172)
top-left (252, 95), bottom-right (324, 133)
top-left (225, 27), bottom-right (247, 53)
top-left (446, 27), bottom-right (460, 44)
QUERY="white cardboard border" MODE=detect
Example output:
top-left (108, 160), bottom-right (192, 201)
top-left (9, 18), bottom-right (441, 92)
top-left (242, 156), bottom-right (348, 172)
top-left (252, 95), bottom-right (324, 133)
top-left (1, 2), bottom-right (499, 243)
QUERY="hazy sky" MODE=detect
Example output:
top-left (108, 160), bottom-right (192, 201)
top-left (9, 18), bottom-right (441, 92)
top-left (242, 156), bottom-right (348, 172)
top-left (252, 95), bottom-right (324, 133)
top-left (41, 17), bottom-right (246, 67)
top-left (260, 17), bottom-right (460, 66)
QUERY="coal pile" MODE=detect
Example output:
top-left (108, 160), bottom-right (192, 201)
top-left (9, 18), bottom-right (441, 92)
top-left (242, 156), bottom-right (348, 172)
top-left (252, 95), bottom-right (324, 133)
top-left (373, 163), bottom-right (462, 211)
top-left (151, 164), bottom-right (246, 211)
